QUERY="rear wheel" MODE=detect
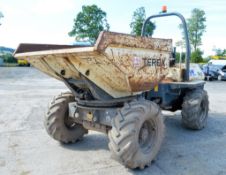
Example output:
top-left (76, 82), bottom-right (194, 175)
top-left (44, 92), bottom-right (87, 143)
top-left (207, 76), bottom-right (213, 81)
top-left (108, 100), bottom-right (164, 169)
top-left (181, 89), bottom-right (209, 130)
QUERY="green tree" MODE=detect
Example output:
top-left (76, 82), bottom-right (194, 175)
top-left (130, 7), bottom-right (155, 36)
top-left (214, 48), bottom-right (226, 56)
top-left (191, 49), bottom-right (203, 63)
top-left (2, 53), bottom-right (17, 63)
top-left (69, 5), bottom-right (110, 44)
top-left (180, 8), bottom-right (206, 51)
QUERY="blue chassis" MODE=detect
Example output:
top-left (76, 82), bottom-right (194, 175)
top-left (146, 81), bottom-right (205, 111)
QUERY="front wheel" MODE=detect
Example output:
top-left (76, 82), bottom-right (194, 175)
top-left (108, 100), bottom-right (165, 169)
top-left (44, 92), bottom-right (88, 143)
top-left (181, 89), bottom-right (209, 130)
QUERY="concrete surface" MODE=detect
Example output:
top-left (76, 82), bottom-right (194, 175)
top-left (0, 67), bottom-right (226, 175)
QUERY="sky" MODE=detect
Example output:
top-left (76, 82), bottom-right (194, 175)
top-left (0, 0), bottom-right (225, 56)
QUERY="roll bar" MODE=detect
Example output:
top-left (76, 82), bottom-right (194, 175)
top-left (141, 12), bottom-right (191, 81)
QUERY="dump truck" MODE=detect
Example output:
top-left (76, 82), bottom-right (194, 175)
top-left (14, 12), bottom-right (209, 169)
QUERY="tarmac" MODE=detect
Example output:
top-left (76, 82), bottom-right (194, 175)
top-left (0, 67), bottom-right (226, 175)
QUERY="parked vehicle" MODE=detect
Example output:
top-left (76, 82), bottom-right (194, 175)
top-left (202, 63), bottom-right (226, 81)
top-left (17, 59), bottom-right (30, 66)
top-left (208, 59), bottom-right (226, 65)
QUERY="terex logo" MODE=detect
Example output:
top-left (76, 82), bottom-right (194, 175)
top-left (132, 57), bottom-right (168, 68)
top-left (143, 58), bottom-right (166, 67)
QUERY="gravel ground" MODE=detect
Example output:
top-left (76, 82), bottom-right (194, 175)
top-left (0, 67), bottom-right (226, 175)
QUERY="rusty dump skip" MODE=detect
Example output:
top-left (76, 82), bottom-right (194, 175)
top-left (14, 31), bottom-right (182, 98)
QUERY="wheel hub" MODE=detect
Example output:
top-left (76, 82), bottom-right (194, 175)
top-left (138, 121), bottom-right (156, 153)
top-left (199, 99), bottom-right (208, 122)
top-left (139, 123), bottom-right (149, 145)
top-left (64, 112), bottom-right (77, 130)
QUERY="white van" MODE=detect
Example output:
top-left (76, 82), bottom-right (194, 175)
top-left (208, 59), bottom-right (226, 66)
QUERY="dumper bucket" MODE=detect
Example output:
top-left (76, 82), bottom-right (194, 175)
top-left (14, 31), bottom-right (182, 98)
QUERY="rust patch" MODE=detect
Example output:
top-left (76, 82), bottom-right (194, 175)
top-left (95, 31), bottom-right (172, 52)
top-left (128, 74), bottom-right (164, 92)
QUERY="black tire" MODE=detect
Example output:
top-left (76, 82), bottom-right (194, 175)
top-left (108, 100), bottom-right (165, 169)
top-left (209, 76), bottom-right (213, 81)
top-left (44, 92), bottom-right (87, 143)
top-left (181, 89), bottom-right (209, 130)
